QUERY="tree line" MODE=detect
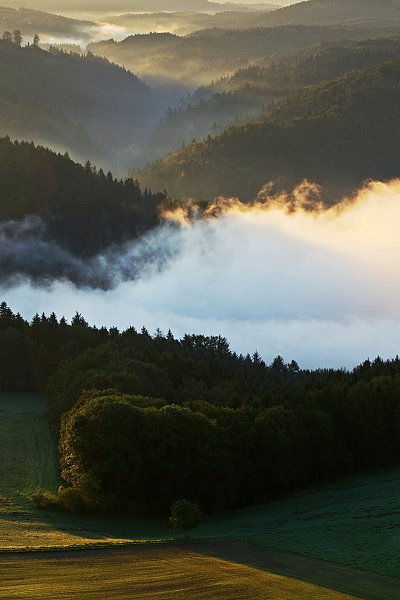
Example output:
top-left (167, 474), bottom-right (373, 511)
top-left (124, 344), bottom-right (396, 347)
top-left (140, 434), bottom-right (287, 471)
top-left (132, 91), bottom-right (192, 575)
top-left (0, 37), bottom-right (155, 170)
top-left (2, 302), bottom-right (399, 516)
top-left (1, 30), bottom-right (39, 47)
top-left (137, 60), bottom-right (400, 203)
top-left (145, 37), bottom-right (400, 165)
top-left (0, 137), bottom-right (165, 258)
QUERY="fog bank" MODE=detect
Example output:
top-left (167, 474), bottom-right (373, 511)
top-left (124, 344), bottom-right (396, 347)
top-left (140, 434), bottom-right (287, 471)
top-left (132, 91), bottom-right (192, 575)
top-left (2, 179), bottom-right (400, 368)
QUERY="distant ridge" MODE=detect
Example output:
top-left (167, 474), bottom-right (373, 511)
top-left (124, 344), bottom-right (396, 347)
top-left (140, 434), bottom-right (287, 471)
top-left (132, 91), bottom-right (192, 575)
top-left (137, 61), bottom-right (400, 202)
top-left (257, 0), bottom-right (400, 26)
top-left (0, 5), bottom-right (92, 37)
top-left (14, 0), bottom-right (280, 14)
top-left (143, 37), bottom-right (400, 163)
top-left (0, 39), bottom-right (154, 167)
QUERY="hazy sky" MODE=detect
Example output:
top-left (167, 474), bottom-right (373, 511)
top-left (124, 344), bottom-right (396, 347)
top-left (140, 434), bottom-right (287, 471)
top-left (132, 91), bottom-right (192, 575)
top-left (233, 1), bottom-right (300, 4)
top-left (10, 0), bottom-right (302, 9)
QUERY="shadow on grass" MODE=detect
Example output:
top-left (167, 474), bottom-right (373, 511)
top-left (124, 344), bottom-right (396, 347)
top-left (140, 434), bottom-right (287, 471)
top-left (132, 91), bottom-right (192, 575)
top-left (189, 541), bottom-right (400, 600)
top-left (32, 505), bottom-right (173, 543)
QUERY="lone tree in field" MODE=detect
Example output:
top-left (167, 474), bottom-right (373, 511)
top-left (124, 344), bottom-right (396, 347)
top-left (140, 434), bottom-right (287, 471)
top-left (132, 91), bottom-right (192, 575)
top-left (169, 499), bottom-right (202, 536)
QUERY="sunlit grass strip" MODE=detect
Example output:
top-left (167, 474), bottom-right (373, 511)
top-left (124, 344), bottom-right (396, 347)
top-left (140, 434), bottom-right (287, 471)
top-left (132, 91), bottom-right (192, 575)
top-left (0, 539), bottom-right (181, 554)
top-left (0, 547), bottom-right (360, 600)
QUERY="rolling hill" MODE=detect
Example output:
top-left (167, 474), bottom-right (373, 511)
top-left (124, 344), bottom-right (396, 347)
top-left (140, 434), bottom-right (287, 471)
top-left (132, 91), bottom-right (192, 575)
top-left (89, 21), bottom-right (400, 86)
top-left (0, 38), bottom-right (158, 169)
top-left (258, 0), bottom-right (400, 27)
top-left (102, 8), bottom-right (283, 37)
top-left (99, 0), bottom-right (400, 42)
top-left (0, 392), bottom-right (397, 596)
top-left (1, 314), bottom-right (400, 589)
top-left (137, 61), bottom-right (400, 201)
top-left (15, 1), bottom-right (280, 14)
top-left (0, 6), bottom-right (92, 40)
top-left (0, 137), bottom-right (164, 264)
top-left (144, 37), bottom-right (400, 162)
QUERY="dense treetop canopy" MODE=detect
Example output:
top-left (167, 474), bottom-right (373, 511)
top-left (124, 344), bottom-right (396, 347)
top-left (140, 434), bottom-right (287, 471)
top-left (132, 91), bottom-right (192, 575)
top-left (0, 37), bottom-right (154, 166)
top-left (145, 37), bottom-right (400, 163)
top-left (0, 137), bottom-right (165, 257)
top-left (2, 302), bottom-right (399, 516)
top-left (137, 61), bottom-right (400, 202)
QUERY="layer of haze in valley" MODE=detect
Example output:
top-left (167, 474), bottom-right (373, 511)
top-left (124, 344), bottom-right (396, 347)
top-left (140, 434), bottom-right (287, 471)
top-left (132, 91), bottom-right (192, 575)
top-left (2, 0), bottom-right (400, 369)
top-left (1, 7), bottom-right (400, 594)
top-left (0, 1), bottom-right (312, 174)
top-left (1, 1), bottom-right (307, 47)
top-left (3, 179), bottom-right (400, 369)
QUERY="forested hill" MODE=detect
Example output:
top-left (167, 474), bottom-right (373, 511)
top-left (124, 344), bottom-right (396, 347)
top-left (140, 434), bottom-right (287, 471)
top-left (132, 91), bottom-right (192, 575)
top-left (0, 137), bottom-right (165, 260)
top-left (258, 0), bottom-right (400, 27)
top-left (88, 22), bottom-right (400, 86)
top-left (102, 8), bottom-right (281, 37)
top-left (137, 61), bottom-right (400, 202)
top-left (0, 39), bottom-right (155, 169)
top-left (145, 38), bottom-right (400, 162)
top-left (14, 1), bottom-right (278, 13)
top-left (212, 37), bottom-right (400, 94)
top-left (2, 301), bottom-right (400, 517)
top-left (0, 6), bottom-right (91, 39)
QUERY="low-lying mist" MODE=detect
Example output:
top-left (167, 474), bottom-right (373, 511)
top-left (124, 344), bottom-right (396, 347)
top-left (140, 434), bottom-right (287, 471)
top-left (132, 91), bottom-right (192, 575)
top-left (3, 179), bottom-right (400, 368)
top-left (38, 22), bottom-right (130, 49)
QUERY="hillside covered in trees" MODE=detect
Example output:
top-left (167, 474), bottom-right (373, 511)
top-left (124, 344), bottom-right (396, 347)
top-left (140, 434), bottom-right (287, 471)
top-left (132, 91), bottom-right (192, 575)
top-left (1, 302), bottom-right (399, 517)
top-left (0, 6), bottom-right (92, 40)
top-left (88, 21), bottom-right (400, 87)
top-left (12, 1), bottom-right (279, 15)
top-left (103, 7), bottom-right (283, 37)
top-left (0, 137), bottom-right (165, 265)
top-left (0, 37), bottom-right (157, 169)
top-left (104, 0), bottom-right (400, 37)
top-left (254, 0), bottom-right (400, 27)
top-left (137, 61), bottom-right (400, 202)
top-left (1, 0), bottom-right (399, 531)
top-left (145, 37), bottom-right (400, 162)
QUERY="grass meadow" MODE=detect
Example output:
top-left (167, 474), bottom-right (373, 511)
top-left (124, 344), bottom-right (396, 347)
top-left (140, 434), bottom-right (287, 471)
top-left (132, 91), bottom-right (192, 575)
top-left (198, 468), bottom-right (400, 578)
top-left (0, 393), bottom-right (398, 598)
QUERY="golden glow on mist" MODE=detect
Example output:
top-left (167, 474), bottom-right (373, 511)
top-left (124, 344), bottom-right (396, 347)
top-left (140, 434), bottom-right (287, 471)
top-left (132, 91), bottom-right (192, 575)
top-left (162, 178), bottom-right (400, 274)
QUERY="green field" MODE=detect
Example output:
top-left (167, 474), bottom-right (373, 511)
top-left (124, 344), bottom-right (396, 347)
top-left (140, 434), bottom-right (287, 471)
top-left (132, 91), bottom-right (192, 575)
top-left (0, 394), bottom-right (59, 510)
top-left (0, 393), bottom-right (156, 550)
top-left (198, 468), bottom-right (400, 578)
top-left (0, 393), bottom-right (399, 599)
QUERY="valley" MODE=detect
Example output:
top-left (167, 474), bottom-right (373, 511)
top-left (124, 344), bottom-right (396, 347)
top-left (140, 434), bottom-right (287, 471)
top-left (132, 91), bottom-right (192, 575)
top-left (1, 1), bottom-right (400, 598)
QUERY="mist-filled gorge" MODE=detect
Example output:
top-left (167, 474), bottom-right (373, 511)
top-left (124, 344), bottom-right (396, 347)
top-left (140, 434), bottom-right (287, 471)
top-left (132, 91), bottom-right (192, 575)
top-left (2, 178), bottom-right (400, 368)
top-left (1, 1), bottom-right (400, 596)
